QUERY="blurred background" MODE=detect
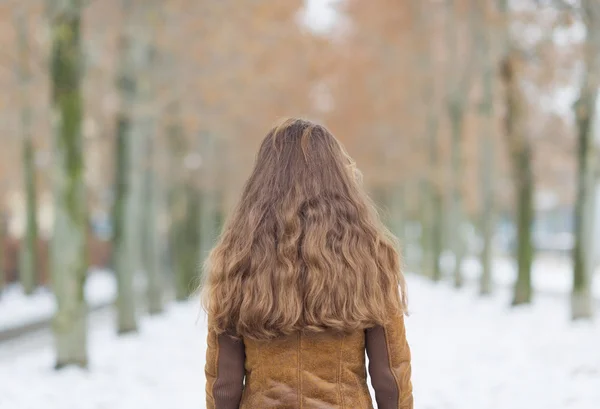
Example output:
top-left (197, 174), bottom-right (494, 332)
top-left (0, 0), bottom-right (598, 408)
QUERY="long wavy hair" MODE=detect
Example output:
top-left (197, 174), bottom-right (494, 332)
top-left (202, 118), bottom-right (407, 340)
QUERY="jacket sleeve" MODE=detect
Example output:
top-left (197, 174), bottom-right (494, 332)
top-left (365, 313), bottom-right (413, 409)
top-left (205, 327), bottom-right (246, 409)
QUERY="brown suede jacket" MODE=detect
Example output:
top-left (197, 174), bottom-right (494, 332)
top-left (205, 313), bottom-right (413, 409)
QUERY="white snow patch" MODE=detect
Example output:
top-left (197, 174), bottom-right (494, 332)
top-left (461, 255), bottom-right (600, 298)
top-left (0, 269), bottom-right (116, 331)
top-left (407, 276), bottom-right (599, 409)
top-left (0, 272), bottom-right (598, 409)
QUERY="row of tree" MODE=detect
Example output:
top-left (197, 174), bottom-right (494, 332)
top-left (327, 0), bottom-right (599, 319)
top-left (0, 0), bottom-right (324, 369)
top-left (0, 0), bottom-right (598, 369)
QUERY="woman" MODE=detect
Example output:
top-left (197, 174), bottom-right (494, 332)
top-left (202, 118), bottom-right (413, 409)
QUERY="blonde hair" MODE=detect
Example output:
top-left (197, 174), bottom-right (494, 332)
top-left (202, 118), bottom-right (407, 340)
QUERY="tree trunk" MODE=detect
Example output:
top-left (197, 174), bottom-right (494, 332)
top-left (449, 103), bottom-right (466, 288)
top-left (501, 53), bottom-right (534, 306)
top-left (477, 0), bottom-right (495, 296)
top-left (135, 2), bottom-right (163, 315)
top-left (20, 135), bottom-right (38, 294)
top-left (142, 123), bottom-right (163, 315)
top-left (0, 212), bottom-right (5, 295)
top-left (389, 184), bottom-right (406, 247)
top-left (113, 0), bottom-right (140, 334)
top-left (166, 115), bottom-right (199, 301)
top-left (512, 149), bottom-right (534, 305)
top-left (172, 186), bottom-right (199, 300)
top-left (571, 0), bottom-right (600, 319)
top-left (199, 133), bottom-right (220, 267)
top-left (400, 181), bottom-right (416, 272)
top-left (442, 0), bottom-right (477, 287)
top-left (572, 93), bottom-right (597, 319)
top-left (113, 117), bottom-right (138, 333)
top-left (48, 0), bottom-right (88, 369)
top-left (430, 185), bottom-right (444, 282)
top-left (419, 180), bottom-right (433, 278)
top-left (15, 9), bottom-right (39, 295)
top-left (423, 111), bottom-right (443, 281)
top-left (173, 181), bottom-right (201, 299)
top-left (411, 0), bottom-right (442, 280)
top-left (479, 99), bottom-right (495, 296)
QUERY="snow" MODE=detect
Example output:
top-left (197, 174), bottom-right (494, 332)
top-left (407, 277), bottom-right (599, 409)
top-left (0, 302), bottom-right (206, 409)
top-left (0, 262), bottom-right (598, 409)
top-left (0, 269), bottom-right (116, 332)
top-left (461, 254), bottom-right (600, 298)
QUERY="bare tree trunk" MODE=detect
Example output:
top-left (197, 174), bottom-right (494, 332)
top-left (198, 133), bottom-right (220, 266)
top-left (172, 182), bottom-right (200, 300)
top-left (571, 0), bottom-right (600, 320)
top-left (419, 180), bottom-right (433, 278)
top-left (435, 0), bottom-right (481, 287)
top-left (501, 53), bottom-right (534, 306)
top-left (448, 102), bottom-right (466, 287)
top-left (411, 0), bottom-right (443, 281)
top-left (497, 0), bottom-right (534, 306)
top-left (401, 181), bottom-right (418, 272)
top-left (390, 184), bottom-right (406, 247)
top-left (113, 118), bottom-right (137, 333)
top-left (15, 8), bottom-right (39, 296)
top-left (427, 108), bottom-right (444, 282)
top-left (572, 90), bottom-right (597, 318)
top-left (444, 0), bottom-right (478, 288)
top-left (113, 0), bottom-right (140, 334)
top-left (430, 185), bottom-right (444, 281)
top-left (479, 87), bottom-right (495, 296)
top-left (477, 0), bottom-right (496, 296)
top-left (142, 121), bottom-right (163, 315)
top-left (48, 0), bottom-right (88, 369)
top-left (136, 2), bottom-right (163, 315)
top-left (0, 210), bottom-right (5, 295)
top-left (166, 111), bottom-right (199, 300)
top-left (512, 148), bottom-right (534, 305)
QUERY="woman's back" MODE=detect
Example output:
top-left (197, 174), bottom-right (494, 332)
top-left (203, 119), bottom-right (413, 409)
top-left (206, 317), bottom-right (412, 409)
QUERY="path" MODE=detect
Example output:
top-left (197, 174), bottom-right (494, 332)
top-left (0, 275), bottom-right (598, 409)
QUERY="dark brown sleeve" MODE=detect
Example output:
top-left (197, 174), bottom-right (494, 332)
top-left (365, 314), bottom-right (413, 409)
top-left (205, 328), bottom-right (246, 409)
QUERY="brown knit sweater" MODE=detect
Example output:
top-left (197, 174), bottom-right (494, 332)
top-left (205, 313), bottom-right (413, 409)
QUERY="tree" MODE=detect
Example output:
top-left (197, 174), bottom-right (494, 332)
top-left (142, 107), bottom-right (164, 314)
top-left (571, 0), bottom-right (600, 320)
top-left (476, 0), bottom-right (497, 295)
top-left (113, 0), bottom-right (144, 333)
top-left (497, 0), bottom-right (535, 306)
top-left (138, 1), bottom-right (163, 314)
top-left (502, 53), bottom-right (534, 306)
top-left (412, 0), bottom-right (444, 281)
top-left (0, 202), bottom-right (5, 295)
top-left (48, 0), bottom-right (89, 369)
top-left (444, 0), bottom-right (479, 287)
top-left (112, 108), bottom-right (135, 329)
top-left (14, 6), bottom-right (39, 296)
top-left (162, 101), bottom-right (199, 301)
top-left (198, 132), bottom-right (220, 266)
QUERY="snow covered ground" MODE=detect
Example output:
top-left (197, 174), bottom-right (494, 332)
top-left (461, 254), bottom-right (600, 298)
top-left (0, 271), bottom-right (598, 409)
top-left (0, 269), bottom-right (116, 332)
